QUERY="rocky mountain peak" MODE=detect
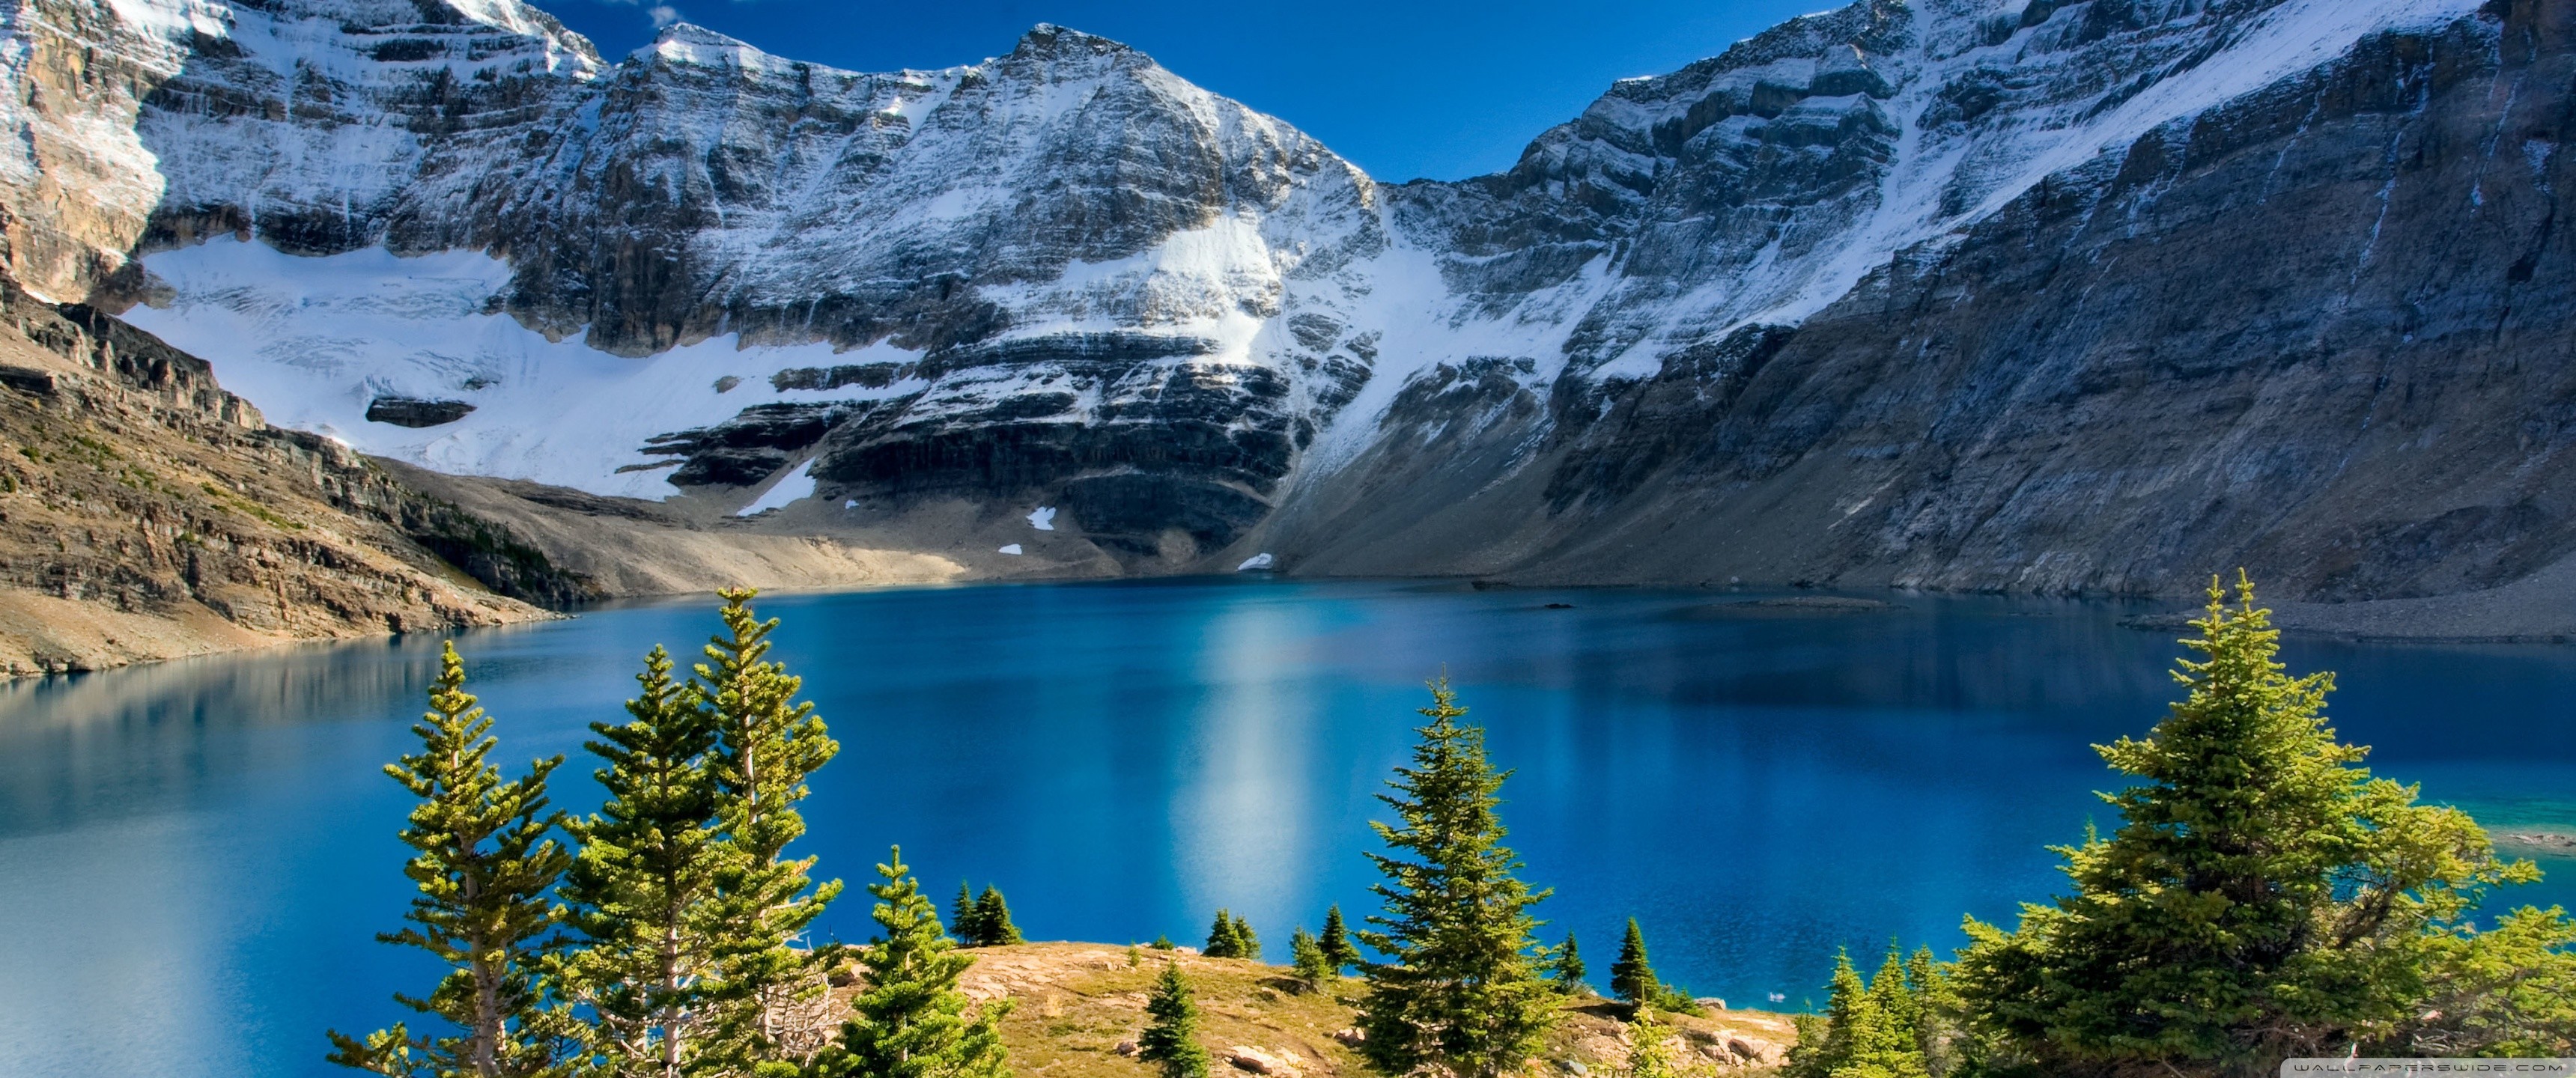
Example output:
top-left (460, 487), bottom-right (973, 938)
top-left (13, 0), bottom-right (2563, 603)
top-left (639, 20), bottom-right (801, 73)
top-left (1009, 23), bottom-right (1143, 63)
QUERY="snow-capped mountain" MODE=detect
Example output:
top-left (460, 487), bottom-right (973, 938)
top-left (4, 0), bottom-right (2566, 597)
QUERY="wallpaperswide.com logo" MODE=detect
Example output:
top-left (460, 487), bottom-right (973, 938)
top-left (2285, 1062), bottom-right (2576, 1076)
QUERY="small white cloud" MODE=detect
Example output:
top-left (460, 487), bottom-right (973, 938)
top-left (1236, 552), bottom-right (1275, 571)
top-left (998, 543), bottom-right (1024, 555)
top-left (648, 4), bottom-right (679, 26)
top-left (1026, 506), bottom-right (1056, 531)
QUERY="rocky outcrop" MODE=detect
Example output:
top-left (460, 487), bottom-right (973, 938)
top-left (0, 279), bottom-right (583, 674)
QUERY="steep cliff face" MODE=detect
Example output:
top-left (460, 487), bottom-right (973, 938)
top-left (5, 0), bottom-right (2566, 599)
top-left (0, 279), bottom-right (577, 674)
top-left (1275, 0), bottom-right (2573, 603)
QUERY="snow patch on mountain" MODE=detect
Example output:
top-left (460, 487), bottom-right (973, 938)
top-left (124, 238), bottom-right (920, 497)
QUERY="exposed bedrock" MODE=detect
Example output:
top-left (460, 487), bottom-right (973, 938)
top-left (18, 0), bottom-right (2576, 600)
top-left (1274, 4), bottom-right (2576, 601)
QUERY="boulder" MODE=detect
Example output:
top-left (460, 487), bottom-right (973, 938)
top-left (1225, 1047), bottom-right (1303, 1077)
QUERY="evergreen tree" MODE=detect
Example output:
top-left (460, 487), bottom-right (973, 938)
top-left (1355, 677), bottom-right (1558, 1078)
top-left (1609, 919), bottom-right (1659, 1012)
top-left (328, 643), bottom-right (575, 1078)
top-left (970, 887), bottom-right (1022, 947)
top-left (812, 847), bottom-right (1010, 1078)
top-left (1318, 906), bottom-right (1360, 972)
top-left (1138, 962), bottom-right (1210, 1078)
top-left (1901, 948), bottom-right (1963, 1078)
top-left (693, 588), bottom-right (845, 1070)
top-left (1955, 574), bottom-right (2563, 1076)
top-left (1290, 928), bottom-right (1334, 989)
top-left (1786, 951), bottom-right (1864, 1078)
top-left (1787, 950), bottom-right (1911, 1078)
top-left (1545, 931), bottom-right (1586, 995)
top-left (557, 645), bottom-right (728, 1078)
top-left (1623, 1007), bottom-right (1676, 1078)
top-left (951, 883), bottom-right (981, 946)
top-left (1203, 910), bottom-right (1245, 959)
top-left (1228, 913), bottom-right (1260, 960)
top-left (1845, 948), bottom-right (1929, 1078)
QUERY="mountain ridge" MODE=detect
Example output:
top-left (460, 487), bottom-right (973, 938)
top-left (6, 0), bottom-right (2569, 609)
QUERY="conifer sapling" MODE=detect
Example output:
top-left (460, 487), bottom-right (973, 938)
top-left (1609, 919), bottom-right (1659, 1013)
top-left (1547, 931), bottom-right (1587, 995)
top-left (1290, 927), bottom-right (1334, 989)
top-left (813, 847), bottom-right (1010, 1078)
top-left (1139, 962), bottom-right (1211, 1078)
top-left (1319, 905), bottom-right (1359, 972)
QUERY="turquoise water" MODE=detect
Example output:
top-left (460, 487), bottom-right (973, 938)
top-left (1, 579), bottom-right (2570, 1077)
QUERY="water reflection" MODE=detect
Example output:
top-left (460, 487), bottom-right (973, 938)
top-left (0, 582), bottom-right (2569, 1077)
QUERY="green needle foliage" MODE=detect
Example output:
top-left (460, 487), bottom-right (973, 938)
top-left (691, 588), bottom-right (845, 1069)
top-left (950, 884), bottom-right (980, 945)
top-left (1545, 931), bottom-right (1585, 995)
top-left (1609, 920), bottom-right (1657, 1011)
top-left (813, 847), bottom-right (1010, 1078)
top-left (1139, 962), bottom-right (1211, 1078)
top-left (1784, 948), bottom-right (1933, 1078)
top-left (1290, 927), bottom-right (1334, 990)
top-left (1955, 573), bottom-right (2576, 1075)
top-left (971, 887), bottom-right (1022, 947)
top-left (1355, 677), bottom-right (1558, 1078)
top-left (1319, 906), bottom-right (1360, 972)
top-left (328, 642), bottom-right (576, 1078)
top-left (556, 645), bottom-right (728, 1077)
top-left (1203, 910), bottom-right (1257, 960)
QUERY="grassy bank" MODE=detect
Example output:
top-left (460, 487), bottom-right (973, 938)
top-left (929, 943), bottom-right (1796, 1078)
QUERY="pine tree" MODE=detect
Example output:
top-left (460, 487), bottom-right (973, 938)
top-left (1290, 928), bottom-right (1333, 990)
top-left (1901, 948), bottom-right (1962, 1078)
top-left (1139, 962), bottom-right (1211, 1078)
top-left (1228, 913), bottom-right (1260, 961)
top-left (951, 883), bottom-right (981, 946)
top-left (557, 645), bottom-right (728, 1078)
top-left (1784, 951), bottom-right (1868, 1078)
top-left (971, 887), bottom-right (1022, 947)
top-left (1955, 573), bottom-right (2558, 1076)
top-left (1203, 910), bottom-right (1244, 959)
top-left (812, 847), bottom-right (1010, 1078)
top-left (1623, 1007), bottom-right (1676, 1078)
top-left (327, 642), bottom-right (575, 1078)
top-left (1355, 677), bottom-right (1558, 1078)
top-left (1545, 931), bottom-right (1586, 995)
top-left (1319, 905), bottom-right (1360, 972)
top-left (1609, 919), bottom-right (1659, 1012)
top-left (693, 588), bottom-right (845, 1070)
top-left (1845, 948), bottom-right (1929, 1078)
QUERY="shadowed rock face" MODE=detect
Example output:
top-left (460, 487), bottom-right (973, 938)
top-left (1278, 1), bottom-right (2576, 601)
top-left (15, 0), bottom-right (2576, 594)
top-left (365, 396), bottom-right (476, 427)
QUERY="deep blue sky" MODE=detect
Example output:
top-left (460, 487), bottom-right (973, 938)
top-left (540, 0), bottom-right (1832, 182)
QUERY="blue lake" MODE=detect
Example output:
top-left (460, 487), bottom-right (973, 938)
top-left (1, 578), bottom-right (2571, 1077)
